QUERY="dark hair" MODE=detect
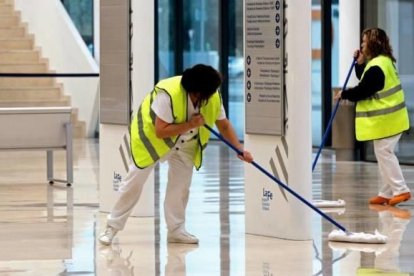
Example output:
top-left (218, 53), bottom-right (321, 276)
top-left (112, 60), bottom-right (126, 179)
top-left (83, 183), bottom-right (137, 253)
top-left (362, 28), bottom-right (396, 62)
top-left (181, 64), bottom-right (222, 106)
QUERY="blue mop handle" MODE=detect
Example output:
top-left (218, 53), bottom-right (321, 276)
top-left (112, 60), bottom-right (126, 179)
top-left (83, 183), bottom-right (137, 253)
top-left (204, 124), bottom-right (347, 232)
top-left (312, 58), bottom-right (357, 171)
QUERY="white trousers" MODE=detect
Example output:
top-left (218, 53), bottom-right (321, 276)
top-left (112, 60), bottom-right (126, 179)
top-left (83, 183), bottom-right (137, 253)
top-left (107, 140), bottom-right (196, 233)
top-left (374, 134), bottom-right (410, 198)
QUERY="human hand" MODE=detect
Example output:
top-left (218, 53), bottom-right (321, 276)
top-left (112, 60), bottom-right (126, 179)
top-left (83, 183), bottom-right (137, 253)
top-left (189, 113), bottom-right (205, 128)
top-left (354, 49), bottom-right (364, 65)
top-left (237, 150), bottom-right (253, 163)
top-left (334, 90), bottom-right (342, 101)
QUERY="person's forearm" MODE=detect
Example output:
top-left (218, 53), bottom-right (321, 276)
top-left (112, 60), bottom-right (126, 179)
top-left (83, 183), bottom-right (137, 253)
top-left (217, 121), bottom-right (243, 151)
top-left (355, 63), bottom-right (365, 79)
top-left (156, 121), bottom-right (195, 139)
top-left (156, 114), bottom-right (205, 139)
top-left (341, 66), bottom-right (384, 102)
top-left (215, 119), bottom-right (253, 163)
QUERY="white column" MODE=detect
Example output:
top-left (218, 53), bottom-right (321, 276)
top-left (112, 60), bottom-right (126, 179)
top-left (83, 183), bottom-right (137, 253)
top-left (94, 0), bottom-right (100, 64)
top-left (132, 1), bottom-right (155, 106)
top-left (245, 0), bottom-right (312, 241)
top-left (339, 0), bottom-right (360, 86)
top-left (99, 1), bottom-right (155, 217)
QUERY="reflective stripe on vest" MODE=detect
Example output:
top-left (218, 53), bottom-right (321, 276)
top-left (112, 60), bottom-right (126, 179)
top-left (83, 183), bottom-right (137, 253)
top-left (130, 90), bottom-right (173, 168)
top-left (369, 84), bottom-right (402, 100)
top-left (136, 99), bottom-right (160, 162)
top-left (193, 93), bottom-right (222, 169)
top-left (356, 101), bottom-right (406, 118)
top-left (355, 55), bottom-right (409, 141)
top-left (134, 89), bottom-right (175, 162)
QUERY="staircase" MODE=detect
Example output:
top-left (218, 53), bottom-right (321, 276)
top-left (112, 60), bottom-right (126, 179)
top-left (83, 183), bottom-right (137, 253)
top-left (0, 0), bottom-right (85, 137)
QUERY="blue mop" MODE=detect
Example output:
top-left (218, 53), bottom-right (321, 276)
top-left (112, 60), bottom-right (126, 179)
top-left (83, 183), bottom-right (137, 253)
top-left (311, 59), bottom-right (357, 209)
top-left (312, 58), bottom-right (357, 171)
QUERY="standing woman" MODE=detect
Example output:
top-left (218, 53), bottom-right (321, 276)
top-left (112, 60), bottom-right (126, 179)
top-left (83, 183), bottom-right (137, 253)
top-left (335, 28), bottom-right (411, 206)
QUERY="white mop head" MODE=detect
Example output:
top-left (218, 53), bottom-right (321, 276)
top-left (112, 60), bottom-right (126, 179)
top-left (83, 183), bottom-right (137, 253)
top-left (313, 199), bottom-right (346, 208)
top-left (328, 229), bottom-right (387, 244)
top-left (329, 241), bottom-right (387, 254)
top-left (321, 208), bottom-right (346, 215)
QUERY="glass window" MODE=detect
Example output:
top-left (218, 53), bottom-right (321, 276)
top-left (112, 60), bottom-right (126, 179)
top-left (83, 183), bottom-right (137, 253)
top-left (363, 0), bottom-right (414, 164)
top-left (183, 0), bottom-right (219, 69)
top-left (155, 1), bottom-right (245, 139)
top-left (311, 3), bottom-right (322, 146)
top-left (157, 0), bottom-right (176, 79)
top-left (311, 1), bottom-right (340, 147)
top-left (228, 0), bottom-right (244, 138)
top-left (61, 0), bottom-right (94, 55)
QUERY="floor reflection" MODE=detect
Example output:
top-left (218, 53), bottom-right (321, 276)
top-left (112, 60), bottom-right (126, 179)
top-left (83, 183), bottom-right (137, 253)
top-left (245, 234), bottom-right (313, 275)
top-left (0, 139), bottom-right (413, 275)
top-left (372, 205), bottom-right (411, 274)
top-left (165, 244), bottom-right (199, 275)
top-left (98, 243), bottom-right (135, 275)
top-left (328, 205), bottom-right (412, 276)
top-left (0, 184), bottom-right (73, 263)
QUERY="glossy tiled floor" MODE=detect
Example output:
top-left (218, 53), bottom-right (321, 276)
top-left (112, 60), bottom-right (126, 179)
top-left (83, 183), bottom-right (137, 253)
top-left (0, 139), bottom-right (413, 275)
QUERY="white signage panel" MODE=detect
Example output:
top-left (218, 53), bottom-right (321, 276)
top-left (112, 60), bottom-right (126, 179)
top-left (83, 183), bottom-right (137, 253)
top-left (245, 0), bottom-right (284, 135)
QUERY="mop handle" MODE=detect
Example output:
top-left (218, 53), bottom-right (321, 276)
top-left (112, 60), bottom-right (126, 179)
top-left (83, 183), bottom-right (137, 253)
top-left (312, 58), bottom-right (357, 171)
top-left (204, 124), bottom-right (347, 232)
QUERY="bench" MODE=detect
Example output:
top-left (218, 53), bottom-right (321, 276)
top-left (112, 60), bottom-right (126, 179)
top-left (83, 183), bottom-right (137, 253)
top-left (0, 107), bottom-right (73, 186)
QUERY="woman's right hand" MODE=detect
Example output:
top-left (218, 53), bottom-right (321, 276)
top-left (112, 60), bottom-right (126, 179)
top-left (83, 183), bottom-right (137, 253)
top-left (354, 49), bottom-right (365, 64)
top-left (189, 113), bottom-right (205, 128)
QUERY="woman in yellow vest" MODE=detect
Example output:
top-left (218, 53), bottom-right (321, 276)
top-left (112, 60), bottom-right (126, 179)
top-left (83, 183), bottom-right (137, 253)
top-left (99, 64), bottom-right (253, 245)
top-left (335, 28), bottom-right (411, 206)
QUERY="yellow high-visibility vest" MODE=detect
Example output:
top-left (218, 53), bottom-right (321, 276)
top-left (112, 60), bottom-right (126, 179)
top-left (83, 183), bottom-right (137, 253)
top-left (355, 55), bottom-right (409, 141)
top-left (130, 76), bottom-right (222, 169)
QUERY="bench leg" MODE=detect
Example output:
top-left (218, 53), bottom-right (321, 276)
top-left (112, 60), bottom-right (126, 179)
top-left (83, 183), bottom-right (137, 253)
top-left (47, 150), bottom-right (54, 184)
top-left (66, 122), bottom-right (73, 187)
top-left (47, 184), bottom-right (54, 221)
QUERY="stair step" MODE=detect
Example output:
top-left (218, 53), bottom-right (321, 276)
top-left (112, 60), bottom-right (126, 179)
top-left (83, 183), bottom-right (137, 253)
top-left (0, 50), bottom-right (40, 63)
top-left (0, 4), bottom-right (87, 138)
top-left (70, 108), bottom-right (79, 122)
top-left (0, 97), bottom-right (70, 107)
top-left (0, 15), bottom-right (19, 27)
top-left (0, 38), bottom-right (33, 50)
top-left (0, 86), bottom-right (62, 100)
top-left (0, 63), bottom-right (48, 73)
top-left (72, 121), bottom-right (86, 138)
top-left (0, 27), bottom-right (26, 38)
top-left (0, 77), bottom-right (55, 87)
top-left (69, 108), bottom-right (86, 138)
top-left (0, 4), bottom-right (14, 15)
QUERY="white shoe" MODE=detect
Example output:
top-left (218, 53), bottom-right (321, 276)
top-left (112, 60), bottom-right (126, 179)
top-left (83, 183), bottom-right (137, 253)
top-left (99, 225), bottom-right (118, 246)
top-left (167, 231), bottom-right (199, 244)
